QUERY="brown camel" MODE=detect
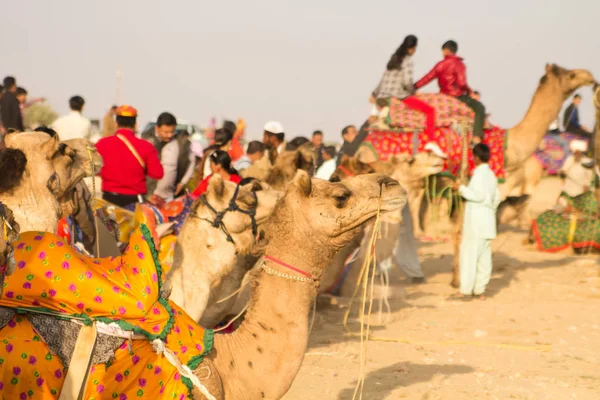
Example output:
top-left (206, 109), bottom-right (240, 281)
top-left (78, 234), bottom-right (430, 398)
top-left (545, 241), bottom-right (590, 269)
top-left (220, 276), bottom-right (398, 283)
top-left (165, 176), bottom-right (282, 324)
top-left (0, 131), bottom-right (101, 233)
top-left (189, 171), bottom-right (406, 399)
top-left (320, 156), bottom-right (437, 295)
top-left (449, 65), bottom-right (595, 287)
top-left (345, 147), bottom-right (446, 237)
top-left (0, 172), bottom-right (405, 400)
top-left (244, 142), bottom-right (315, 191)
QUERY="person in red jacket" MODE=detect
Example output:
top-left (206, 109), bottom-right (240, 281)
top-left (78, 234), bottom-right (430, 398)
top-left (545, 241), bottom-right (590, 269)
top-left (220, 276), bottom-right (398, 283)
top-left (191, 150), bottom-right (241, 199)
top-left (414, 40), bottom-right (486, 143)
top-left (96, 105), bottom-right (164, 207)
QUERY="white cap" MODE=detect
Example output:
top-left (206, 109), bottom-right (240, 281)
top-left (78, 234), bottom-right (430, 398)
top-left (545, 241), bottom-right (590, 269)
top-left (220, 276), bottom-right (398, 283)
top-left (549, 119), bottom-right (559, 131)
top-left (424, 142), bottom-right (447, 159)
top-left (264, 121), bottom-right (284, 134)
top-left (570, 139), bottom-right (588, 153)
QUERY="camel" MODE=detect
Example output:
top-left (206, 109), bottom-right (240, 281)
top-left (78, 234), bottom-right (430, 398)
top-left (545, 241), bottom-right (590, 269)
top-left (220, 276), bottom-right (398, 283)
top-left (447, 65), bottom-right (596, 287)
top-left (190, 171), bottom-right (406, 399)
top-left (320, 155), bottom-right (441, 295)
top-left (165, 176), bottom-right (282, 325)
top-left (357, 65), bottom-right (595, 235)
top-left (244, 142), bottom-right (316, 191)
top-left (0, 171), bottom-right (405, 400)
top-left (0, 131), bottom-right (102, 233)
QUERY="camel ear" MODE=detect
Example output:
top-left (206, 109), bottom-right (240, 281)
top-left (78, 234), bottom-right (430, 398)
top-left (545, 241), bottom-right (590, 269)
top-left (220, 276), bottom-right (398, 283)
top-left (41, 134), bottom-right (60, 160)
top-left (290, 170), bottom-right (311, 197)
top-left (545, 63), bottom-right (551, 73)
top-left (207, 174), bottom-right (225, 199)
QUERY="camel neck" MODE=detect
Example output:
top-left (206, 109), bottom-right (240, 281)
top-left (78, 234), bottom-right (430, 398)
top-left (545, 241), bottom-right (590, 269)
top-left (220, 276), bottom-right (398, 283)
top-left (507, 81), bottom-right (565, 168)
top-left (210, 239), bottom-right (327, 399)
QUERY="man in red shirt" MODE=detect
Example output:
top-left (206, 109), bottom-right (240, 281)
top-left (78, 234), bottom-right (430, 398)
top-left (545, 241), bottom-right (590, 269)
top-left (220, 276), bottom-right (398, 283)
top-left (95, 105), bottom-right (164, 207)
top-left (414, 40), bottom-right (486, 143)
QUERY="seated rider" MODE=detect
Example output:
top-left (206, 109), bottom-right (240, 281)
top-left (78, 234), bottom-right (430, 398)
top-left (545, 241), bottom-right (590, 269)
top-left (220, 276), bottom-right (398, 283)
top-left (559, 140), bottom-right (593, 205)
top-left (563, 94), bottom-right (592, 137)
top-left (371, 35), bottom-right (436, 142)
top-left (414, 40), bottom-right (486, 144)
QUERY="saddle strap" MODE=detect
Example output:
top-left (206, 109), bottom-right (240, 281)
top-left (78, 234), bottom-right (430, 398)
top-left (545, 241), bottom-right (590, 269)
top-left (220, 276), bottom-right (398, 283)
top-left (59, 322), bottom-right (97, 400)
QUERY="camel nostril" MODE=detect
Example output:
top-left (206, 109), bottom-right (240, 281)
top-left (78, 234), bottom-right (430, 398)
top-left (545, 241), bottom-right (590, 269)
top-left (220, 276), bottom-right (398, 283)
top-left (377, 175), bottom-right (399, 187)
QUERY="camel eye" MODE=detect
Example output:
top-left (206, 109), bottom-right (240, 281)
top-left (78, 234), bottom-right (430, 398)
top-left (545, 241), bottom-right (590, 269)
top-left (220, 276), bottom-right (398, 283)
top-left (333, 194), bottom-right (349, 207)
top-left (570, 72), bottom-right (576, 79)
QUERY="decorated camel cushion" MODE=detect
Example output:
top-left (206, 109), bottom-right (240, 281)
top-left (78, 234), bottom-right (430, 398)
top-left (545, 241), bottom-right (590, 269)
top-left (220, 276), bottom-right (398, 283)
top-left (387, 93), bottom-right (475, 130)
top-left (361, 126), bottom-right (507, 181)
top-left (0, 226), bottom-right (213, 399)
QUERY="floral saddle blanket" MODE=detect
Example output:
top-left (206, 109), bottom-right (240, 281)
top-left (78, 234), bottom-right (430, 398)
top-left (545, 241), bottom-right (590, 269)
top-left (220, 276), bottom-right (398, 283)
top-left (0, 226), bottom-right (213, 399)
top-left (387, 93), bottom-right (481, 131)
top-left (361, 126), bottom-right (507, 181)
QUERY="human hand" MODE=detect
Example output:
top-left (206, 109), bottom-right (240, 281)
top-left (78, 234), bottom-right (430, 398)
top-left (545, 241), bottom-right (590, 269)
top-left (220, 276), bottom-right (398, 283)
top-left (368, 115), bottom-right (378, 125)
top-left (175, 183), bottom-right (184, 196)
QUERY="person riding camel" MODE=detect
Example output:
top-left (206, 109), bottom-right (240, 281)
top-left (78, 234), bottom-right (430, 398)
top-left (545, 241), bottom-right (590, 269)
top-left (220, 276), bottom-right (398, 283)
top-left (414, 40), bottom-right (486, 144)
top-left (371, 35), bottom-right (436, 142)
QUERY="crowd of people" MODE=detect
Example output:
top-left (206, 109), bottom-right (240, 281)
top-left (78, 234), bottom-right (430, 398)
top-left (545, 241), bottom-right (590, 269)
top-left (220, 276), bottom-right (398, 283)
top-left (0, 40), bottom-right (594, 302)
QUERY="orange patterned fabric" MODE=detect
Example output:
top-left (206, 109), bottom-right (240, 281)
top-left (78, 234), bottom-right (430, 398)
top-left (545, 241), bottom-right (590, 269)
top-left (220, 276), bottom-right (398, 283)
top-left (0, 226), bottom-right (213, 399)
top-left (362, 126), bottom-right (507, 181)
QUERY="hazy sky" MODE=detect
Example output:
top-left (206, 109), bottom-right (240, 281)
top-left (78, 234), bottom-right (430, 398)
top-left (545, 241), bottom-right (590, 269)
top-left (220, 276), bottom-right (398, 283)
top-left (3, 0), bottom-right (598, 141)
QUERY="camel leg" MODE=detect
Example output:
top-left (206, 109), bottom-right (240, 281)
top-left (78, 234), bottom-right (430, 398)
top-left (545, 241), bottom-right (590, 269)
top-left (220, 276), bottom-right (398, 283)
top-left (451, 205), bottom-right (464, 288)
top-left (411, 189), bottom-right (425, 237)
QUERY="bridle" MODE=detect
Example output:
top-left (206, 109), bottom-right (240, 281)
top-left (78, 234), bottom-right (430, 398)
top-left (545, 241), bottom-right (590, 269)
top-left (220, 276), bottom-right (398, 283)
top-left (337, 165), bottom-right (355, 177)
top-left (190, 184), bottom-right (258, 248)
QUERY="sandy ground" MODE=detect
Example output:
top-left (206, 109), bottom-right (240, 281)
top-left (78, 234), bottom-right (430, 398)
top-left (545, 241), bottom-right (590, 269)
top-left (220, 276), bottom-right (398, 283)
top-left (284, 177), bottom-right (600, 400)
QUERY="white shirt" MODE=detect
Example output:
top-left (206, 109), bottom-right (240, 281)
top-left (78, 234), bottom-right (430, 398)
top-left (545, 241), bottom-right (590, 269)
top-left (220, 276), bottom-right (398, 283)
top-left (561, 155), bottom-right (593, 197)
top-left (459, 164), bottom-right (501, 240)
top-left (277, 142), bottom-right (286, 154)
top-left (52, 111), bottom-right (91, 140)
top-left (315, 159), bottom-right (337, 181)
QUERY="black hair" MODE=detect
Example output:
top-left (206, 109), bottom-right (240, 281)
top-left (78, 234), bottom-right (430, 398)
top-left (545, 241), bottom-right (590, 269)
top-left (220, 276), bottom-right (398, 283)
top-left (273, 132), bottom-right (284, 143)
top-left (222, 120), bottom-right (237, 136)
top-left (473, 90), bottom-right (480, 96)
top-left (3, 76), bottom-right (15, 90)
top-left (15, 87), bottom-right (27, 96)
top-left (156, 112), bottom-right (177, 127)
top-left (209, 149), bottom-right (237, 175)
top-left (312, 130), bottom-right (323, 137)
top-left (442, 40), bottom-right (458, 54)
top-left (111, 105), bottom-right (118, 110)
top-left (69, 95), bottom-right (85, 112)
top-left (285, 136), bottom-right (310, 151)
top-left (323, 146), bottom-right (337, 158)
top-left (387, 34), bottom-right (418, 70)
top-left (473, 143), bottom-right (490, 163)
top-left (247, 141), bottom-right (265, 155)
top-left (116, 115), bottom-right (137, 129)
top-left (214, 128), bottom-right (234, 147)
top-left (341, 125), bottom-right (355, 137)
top-left (34, 126), bottom-right (58, 137)
top-left (574, 93), bottom-right (582, 99)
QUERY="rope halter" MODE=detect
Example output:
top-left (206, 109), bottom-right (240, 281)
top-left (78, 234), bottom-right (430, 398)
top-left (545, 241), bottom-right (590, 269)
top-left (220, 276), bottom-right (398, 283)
top-left (191, 184), bottom-right (258, 248)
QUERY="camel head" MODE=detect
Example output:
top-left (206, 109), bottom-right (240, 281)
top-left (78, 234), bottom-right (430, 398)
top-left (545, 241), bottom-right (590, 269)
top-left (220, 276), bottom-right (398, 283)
top-left (330, 158), bottom-right (376, 182)
top-left (389, 152), bottom-right (445, 187)
top-left (0, 203), bottom-right (19, 297)
top-left (542, 64), bottom-right (595, 99)
top-left (4, 132), bottom-right (96, 201)
top-left (268, 171), bottom-right (406, 252)
top-left (266, 143), bottom-right (316, 190)
top-left (186, 175), bottom-right (282, 256)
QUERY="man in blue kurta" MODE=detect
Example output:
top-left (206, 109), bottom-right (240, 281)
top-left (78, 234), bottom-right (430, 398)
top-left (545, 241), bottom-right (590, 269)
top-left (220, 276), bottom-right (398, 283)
top-left (455, 144), bottom-right (501, 299)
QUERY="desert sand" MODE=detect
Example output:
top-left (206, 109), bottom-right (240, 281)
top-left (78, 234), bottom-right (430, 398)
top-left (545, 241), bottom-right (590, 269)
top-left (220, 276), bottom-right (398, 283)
top-left (284, 177), bottom-right (600, 400)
